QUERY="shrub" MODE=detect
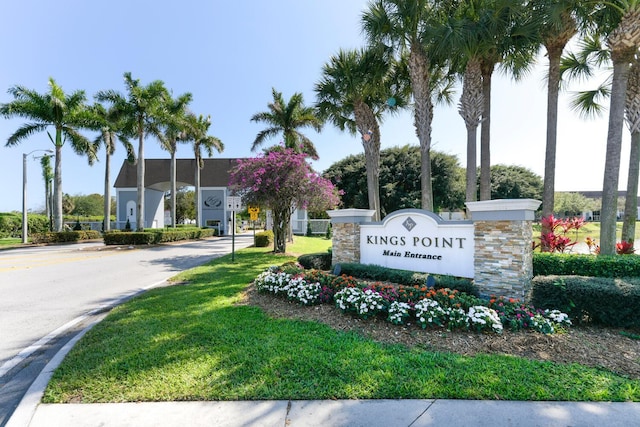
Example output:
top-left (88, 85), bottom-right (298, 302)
top-left (255, 230), bottom-right (274, 247)
top-left (103, 231), bottom-right (155, 245)
top-left (298, 252), bottom-right (332, 270)
top-left (30, 230), bottom-right (101, 244)
top-left (533, 253), bottom-right (640, 278)
top-left (530, 275), bottom-right (640, 328)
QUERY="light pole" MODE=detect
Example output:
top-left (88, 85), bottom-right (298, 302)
top-left (23, 149), bottom-right (54, 244)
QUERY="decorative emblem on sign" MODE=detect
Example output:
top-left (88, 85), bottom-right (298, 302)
top-left (402, 217), bottom-right (417, 232)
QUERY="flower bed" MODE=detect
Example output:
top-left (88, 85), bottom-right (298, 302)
top-left (253, 265), bottom-right (572, 335)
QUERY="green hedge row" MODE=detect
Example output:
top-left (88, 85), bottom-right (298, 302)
top-left (104, 228), bottom-right (216, 245)
top-left (530, 275), bottom-right (640, 328)
top-left (0, 213), bottom-right (50, 238)
top-left (533, 253), bottom-right (640, 277)
top-left (31, 230), bottom-right (102, 244)
top-left (334, 263), bottom-right (478, 296)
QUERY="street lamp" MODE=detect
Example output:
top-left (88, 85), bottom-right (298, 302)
top-left (23, 149), bottom-right (54, 244)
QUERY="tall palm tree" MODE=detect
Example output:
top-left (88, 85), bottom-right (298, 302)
top-left (623, 56), bottom-right (640, 244)
top-left (0, 78), bottom-right (95, 231)
top-left (183, 113), bottom-right (223, 227)
top-left (250, 88), bottom-right (322, 158)
top-left (86, 102), bottom-right (134, 232)
top-left (96, 72), bottom-right (168, 231)
top-left (592, 0), bottom-right (640, 254)
top-left (158, 92), bottom-right (193, 228)
top-left (315, 46), bottom-right (408, 221)
top-left (362, 0), bottom-right (446, 211)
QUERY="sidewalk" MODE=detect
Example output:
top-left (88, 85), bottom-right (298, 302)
top-left (21, 399), bottom-right (640, 427)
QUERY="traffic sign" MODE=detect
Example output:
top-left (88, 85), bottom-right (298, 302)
top-left (227, 196), bottom-right (242, 211)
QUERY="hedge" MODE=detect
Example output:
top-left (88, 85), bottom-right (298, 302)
top-left (298, 252), bottom-right (332, 270)
top-left (334, 263), bottom-right (478, 296)
top-left (31, 230), bottom-right (102, 244)
top-left (533, 252), bottom-right (640, 278)
top-left (530, 275), bottom-right (640, 328)
top-left (104, 228), bottom-right (216, 245)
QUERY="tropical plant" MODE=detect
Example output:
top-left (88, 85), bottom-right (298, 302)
top-left (158, 92), bottom-right (193, 228)
top-left (229, 149), bottom-right (340, 253)
top-left (315, 45), bottom-right (408, 221)
top-left (591, 0), bottom-right (640, 255)
top-left (362, 0), bottom-right (452, 211)
top-left (96, 72), bottom-right (168, 231)
top-left (250, 88), bottom-right (322, 158)
top-left (182, 113), bottom-right (223, 227)
top-left (86, 101), bottom-right (134, 231)
top-left (0, 78), bottom-right (96, 231)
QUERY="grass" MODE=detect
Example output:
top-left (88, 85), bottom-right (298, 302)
top-left (42, 236), bottom-right (640, 403)
top-left (531, 221), bottom-right (640, 247)
top-left (0, 238), bottom-right (21, 248)
top-left (285, 235), bottom-right (332, 256)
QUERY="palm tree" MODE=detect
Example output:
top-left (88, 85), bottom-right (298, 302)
top-left (315, 46), bottom-right (408, 221)
top-left (0, 77), bottom-right (95, 231)
top-left (183, 113), bottom-right (223, 227)
top-left (532, 0), bottom-right (581, 224)
top-left (39, 154), bottom-right (54, 230)
top-left (362, 0), bottom-right (445, 211)
top-left (96, 72), bottom-right (168, 231)
top-left (158, 92), bottom-right (193, 228)
top-left (86, 102), bottom-right (134, 232)
top-left (592, 0), bottom-right (640, 254)
top-left (250, 88), bottom-right (322, 158)
top-left (623, 56), bottom-right (640, 244)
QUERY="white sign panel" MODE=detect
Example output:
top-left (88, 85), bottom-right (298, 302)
top-left (360, 210), bottom-right (474, 278)
top-left (226, 196), bottom-right (242, 211)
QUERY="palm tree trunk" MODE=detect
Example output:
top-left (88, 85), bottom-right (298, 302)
top-left (622, 131), bottom-right (640, 244)
top-left (459, 57), bottom-right (483, 202)
top-left (479, 61), bottom-right (494, 201)
top-left (103, 133), bottom-right (111, 232)
top-left (354, 100), bottom-right (381, 221)
top-left (53, 133), bottom-right (63, 232)
top-left (194, 157), bottom-right (201, 228)
top-left (600, 59), bottom-right (632, 255)
top-left (136, 123), bottom-right (145, 231)
top-left (171, 147), bottom-right (177, 228)
top-left (542, 47), bottom-right (563, 221)
top-left (409, 46), bottom-right (434, 211)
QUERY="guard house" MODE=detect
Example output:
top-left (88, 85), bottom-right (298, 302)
top-left (113, 158), bottom-right (239, 233)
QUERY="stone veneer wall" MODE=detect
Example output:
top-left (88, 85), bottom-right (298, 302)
top-left (473, 220), bottom-right (534, 298)
top-left (331, 222), bottom-right (361, 265)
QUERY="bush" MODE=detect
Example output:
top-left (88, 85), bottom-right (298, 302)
top-left (533, 252), bottom-right (640, 277)
top-left (104, 228), bottom-right (216, 245)
top-left (298, 252), bottom-right (332, 270)
top-left (337, 263), bottom-right (478, 296)
top-left (255, 230), bottom-right (274, 247)
top-left (104, 231), bottom-right (155, 245)
top-left (31, 230), bottom-right (101, 244)
top-left (530, 275), bottom-right (640, 328)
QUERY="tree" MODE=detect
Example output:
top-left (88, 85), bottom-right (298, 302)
top-left (86, 102), bottom-right (134, 231)
top-left (158, 92), bottom-right (193, 228)
top-left (0, 78), bottom-right (96, 231)
top-left (489, 164), bottom-right (543, 200)
top-left (323, 145), bottom-right (465, 217)
top-left (96, 72), bottom-right (167, 231)
top-left (39, 154), bottom-right (53, 230)
top-left (362, 0), bottom-right (450, 211)
top-left (71, 193), bottom-right (104, 216)
top-left (167, 188), bottom-right (195, 224)
top-left (623, 56), bottom-right (640, 243)
top-left (554, 192), bottom-right (596, 216)
top-left (315, 46), bottom-right (408, 221)
top-left (182, 114), bottom-right (223, 227)
top-left (230, 148), bottom-right (340, 253)
top-left (592, 1), bottom-right (640, 254)
top-left (250, 88), bottom-right (322, 158)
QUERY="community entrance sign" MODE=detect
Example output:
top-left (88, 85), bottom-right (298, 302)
top-left (360, 210), bottom-right (474, 278)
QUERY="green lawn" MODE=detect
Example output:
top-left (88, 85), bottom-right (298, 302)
top-left (0, 238), bottom-right (21, 248)
top-left (42, 237), bottom-right (640, 403)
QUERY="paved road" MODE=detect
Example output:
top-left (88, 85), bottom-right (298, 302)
top-left (0, 235), bottom-right (254, 425)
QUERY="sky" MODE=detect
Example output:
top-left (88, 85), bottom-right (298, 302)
top-left (0, 0), bottom-right (628, 213)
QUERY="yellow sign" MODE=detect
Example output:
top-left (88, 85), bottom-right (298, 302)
top-left (248, 206), bottom-right (259, 221)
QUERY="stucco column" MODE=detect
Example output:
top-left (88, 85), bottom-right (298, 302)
top-left (327, 209), bottom-right (376, 266)
top-left (466, 199), bottom-right (541, 299)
